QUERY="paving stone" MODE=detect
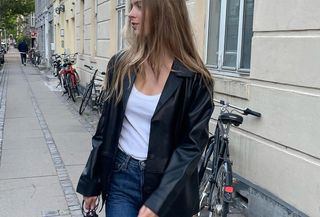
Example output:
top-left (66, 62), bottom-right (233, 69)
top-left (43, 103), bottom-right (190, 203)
top-left (41, 210), bottom-right (60, 217)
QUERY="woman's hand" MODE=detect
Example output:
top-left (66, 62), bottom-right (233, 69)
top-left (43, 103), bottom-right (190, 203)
top-left (83, 196), bottom-right (98, 211)
top-left (138, 205), bottom-right (159, 217)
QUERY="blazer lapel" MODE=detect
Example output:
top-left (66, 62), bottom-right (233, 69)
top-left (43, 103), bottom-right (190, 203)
top-left (153, 59), bottom-right (189, 117)
top-left (122, 72), bottom-right (136, 109)
top-left (122, 59), bottom-right (193, 117)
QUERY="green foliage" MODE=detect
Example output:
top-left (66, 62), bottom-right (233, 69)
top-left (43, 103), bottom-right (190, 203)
top-left (0, 0), bottom-right (35, 17)
top-left (0, 0), bottom-right (35, 33)
top-left (16, 33), bottom-right (31, 47)
top-left (1, 14), bottom-right (17, 36)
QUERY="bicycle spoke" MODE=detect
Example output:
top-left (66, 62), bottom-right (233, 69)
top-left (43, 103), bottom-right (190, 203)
top-left (210, 164), bottom-right (229, 217)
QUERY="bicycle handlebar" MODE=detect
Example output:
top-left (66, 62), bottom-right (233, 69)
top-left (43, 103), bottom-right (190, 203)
top-left (52, 55), bottom-right (62, 59)
top-left (84, 64), bottom-right (94, 70)
top-left (243, 108), bottom-right (261, 117)
top-left (214, 99), bottom-right (261, 117)
top-left (84, 65), bottom-right (106, 75)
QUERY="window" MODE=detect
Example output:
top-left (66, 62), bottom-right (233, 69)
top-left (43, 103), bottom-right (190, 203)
top-left (31, 13), bottom-right (36, 27)
top-left (116, 0), bottom-right (126, 51)
top-left (206, 0), bottom-right (254, 73)
top-left (91, 0), bottom-right (97, 56)
top-left (79, 0), bottom-right (84, 53)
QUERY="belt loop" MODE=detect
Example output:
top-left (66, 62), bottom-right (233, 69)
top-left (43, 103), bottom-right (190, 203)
top-left (123, 152), bottom-right (131, 169)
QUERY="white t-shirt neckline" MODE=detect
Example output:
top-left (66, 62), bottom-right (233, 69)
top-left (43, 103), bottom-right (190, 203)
top-left (132, 84), bottom-right (162, 98)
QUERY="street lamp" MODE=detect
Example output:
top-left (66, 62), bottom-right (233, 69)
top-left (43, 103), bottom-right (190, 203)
top-left (4, 29), bottom-right (7, 50)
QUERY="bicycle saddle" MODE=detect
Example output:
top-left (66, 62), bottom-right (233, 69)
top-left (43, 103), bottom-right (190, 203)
top-left (219, 113), bottom-right (243, 126)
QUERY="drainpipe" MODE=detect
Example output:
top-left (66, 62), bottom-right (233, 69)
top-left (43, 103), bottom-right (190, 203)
top-left (44, 8), bottom-right (49, 66)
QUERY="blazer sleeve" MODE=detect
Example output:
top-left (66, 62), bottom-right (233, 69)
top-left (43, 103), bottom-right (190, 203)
top-left (76, 54), bottom-right (118, 196)
top-left (144, 75), bottom-right (214, 216)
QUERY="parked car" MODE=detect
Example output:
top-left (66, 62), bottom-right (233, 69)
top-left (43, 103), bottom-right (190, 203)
top-left (0, 46), bottom-right (5, 64)
top-left (1, 42), bottom-right (7, 53)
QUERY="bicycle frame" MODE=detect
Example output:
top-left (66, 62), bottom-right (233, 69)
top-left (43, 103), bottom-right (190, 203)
top-left (59, 64), bottom-right (78, 86)
top-left (79, 65), bottom-right (105, 114)
top-left (89, 69), bottom-right (100, 95)
top-left (68, 65), bottom-right (78, 87)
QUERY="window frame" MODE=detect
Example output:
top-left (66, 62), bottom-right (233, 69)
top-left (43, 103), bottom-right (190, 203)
top-left (205, 0), bottom-right (253, 74)
top-left (116, 0), bottom-right (126, 51)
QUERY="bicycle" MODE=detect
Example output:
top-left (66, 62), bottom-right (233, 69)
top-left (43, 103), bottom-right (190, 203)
top-left (28, 48), bottom-right (42, 66)
top-left (58, 53), bottom-right (80, 102)
top-left (79, 64), bottom-right (106, 115)
top-left (51, 53), bottom-right (62, 77)
top-left (197, 99), bottom-right (261, 217)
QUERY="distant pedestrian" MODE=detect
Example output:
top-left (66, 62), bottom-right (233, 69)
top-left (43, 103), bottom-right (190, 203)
top-left (77, 0), bottom-right (214, 217)
top-left (18, 40), bottom-right (28, 66)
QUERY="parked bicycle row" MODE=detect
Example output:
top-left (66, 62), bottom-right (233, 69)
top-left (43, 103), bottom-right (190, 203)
top-left (51, 53), bottom-right (106, 115)
top-left (28, 48), bottom-right (43, 66)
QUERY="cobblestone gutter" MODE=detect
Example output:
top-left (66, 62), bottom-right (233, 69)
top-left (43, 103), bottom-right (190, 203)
top-left (0, 64), bottom-right (8, 167)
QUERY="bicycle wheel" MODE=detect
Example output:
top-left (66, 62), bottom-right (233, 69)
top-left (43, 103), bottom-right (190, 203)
top-left (67, 74), bottom-right (76, 102)
top-left (96, 90), bottom-right (105, 114)
top-left (73, 70), bottom-right (80, 96)
top-left (36, 55), bottom-right (41, 65)
top-left (198, 136), bottom-right (215, 216)
top-left (198, 168), bottom-right (212, 216)
top-left (199, 136), bottom-right (215, 182)
top-left (79, 84), bottom-right (93, 115)
top-left (209, 164), bottom-right (230, 217)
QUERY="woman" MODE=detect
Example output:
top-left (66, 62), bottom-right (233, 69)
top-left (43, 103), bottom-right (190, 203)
top-left (77, 0), bottom-right (214, 216)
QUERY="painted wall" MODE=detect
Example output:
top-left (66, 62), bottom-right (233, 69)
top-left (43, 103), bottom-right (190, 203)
top-left (245, 1), bottom-right (320, 216)
top-left (74, 0), bottom-right (117, 87)
top-left (209, 0), bottom-right (320, 216)
top-left (53, 0), bottom-right (76, 55)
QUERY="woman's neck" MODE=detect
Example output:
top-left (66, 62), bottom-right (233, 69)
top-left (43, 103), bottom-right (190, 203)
top-left (135, 52), bottom-right (174, 95)
top-left (144, 52), bottom-right (174, 75)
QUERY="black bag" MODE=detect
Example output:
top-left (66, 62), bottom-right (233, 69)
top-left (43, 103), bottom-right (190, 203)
top-left (83, 210), bottom-right (98, 217)
top-left (82, 197), bottom-right (100, 217)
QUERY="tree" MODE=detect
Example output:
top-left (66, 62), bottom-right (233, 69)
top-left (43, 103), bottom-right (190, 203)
top-left (0, 0), bottom-right (35, 17)
top-left (0, 0), bottom-right (35, 34)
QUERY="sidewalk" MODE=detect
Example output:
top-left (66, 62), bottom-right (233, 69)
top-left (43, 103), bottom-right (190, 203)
top-left (0, 48), bottom-right (104, 217)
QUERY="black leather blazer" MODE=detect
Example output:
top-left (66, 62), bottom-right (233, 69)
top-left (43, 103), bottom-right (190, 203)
top-left (77, 53), bottom-right (214, 217)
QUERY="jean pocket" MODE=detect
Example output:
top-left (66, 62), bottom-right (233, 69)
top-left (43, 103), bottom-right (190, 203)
top-left (112, 159), bottom-right (127, 172)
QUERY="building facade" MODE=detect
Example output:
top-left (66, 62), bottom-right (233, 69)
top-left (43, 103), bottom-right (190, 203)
top-left (26, 13), bottom-right (37, 48)
top-left (74, 0), bottom-right (117, 87)
top-left (48, 0), bottom-right (319, 216)
top-left (18, 13), bottom-right (37, 48)
top-left (53, 0), bottom-right (76, 55)
top-left (35, 0), bottom-right (54, 64)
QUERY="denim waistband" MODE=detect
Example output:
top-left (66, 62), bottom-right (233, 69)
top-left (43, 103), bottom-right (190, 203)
top-left (116, 148), bottom-right (146, 169)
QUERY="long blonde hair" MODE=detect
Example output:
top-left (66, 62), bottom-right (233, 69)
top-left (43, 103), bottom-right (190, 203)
top-left (105, 0), bottom-right (213, 103)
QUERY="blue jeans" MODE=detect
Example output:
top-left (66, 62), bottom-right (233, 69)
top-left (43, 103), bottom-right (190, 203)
top-left (106, 149), bottom-right (146, 217)
top-left (20, 53), bottom-right (27, 64)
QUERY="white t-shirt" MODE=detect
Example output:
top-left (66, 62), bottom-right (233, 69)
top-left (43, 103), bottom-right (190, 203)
top-left (118, 85), bottom-right (161, 160)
